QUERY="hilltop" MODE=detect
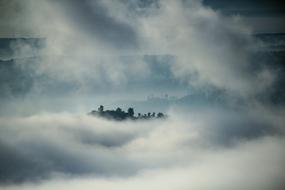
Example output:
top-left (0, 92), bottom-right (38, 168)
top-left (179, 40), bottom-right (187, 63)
top-left (89, 105), bottom-right (165, 121)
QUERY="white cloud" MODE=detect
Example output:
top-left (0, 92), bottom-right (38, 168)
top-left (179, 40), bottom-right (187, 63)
top-left (0, 109), bottom-right (284, 190)
top-left (3, 0), bottom-right (274, 96)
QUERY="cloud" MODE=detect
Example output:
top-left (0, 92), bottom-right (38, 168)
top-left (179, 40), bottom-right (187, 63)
top-left (0, 0), bottom-right (275, 98)
top-left (0, 0), bottom-right (285, 189)
top-left (3, 136), bottom-right (285, 190)
top-left (0, 107), bottom-right (284, 189)
top-left (133, 0), bottom-right (273, 96)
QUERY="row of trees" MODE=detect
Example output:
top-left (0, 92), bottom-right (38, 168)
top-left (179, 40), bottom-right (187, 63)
top-left (90, 105), bottom-right (165, 121)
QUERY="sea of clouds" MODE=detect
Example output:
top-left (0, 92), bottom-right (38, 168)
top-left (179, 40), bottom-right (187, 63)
top-left (0, 0), bottom-right (285, 189)
top-left (0, 106), bottom-right (285, 189)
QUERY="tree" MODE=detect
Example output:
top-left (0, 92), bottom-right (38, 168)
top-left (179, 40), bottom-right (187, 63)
top-left (116, 107), bottom-right (122, 113)
top-left (157, 112), bottom-right (164, 118)
top-left (128, 107), bottom-right (134, 117)
top-left (98, 105), bottom-right (104, 112)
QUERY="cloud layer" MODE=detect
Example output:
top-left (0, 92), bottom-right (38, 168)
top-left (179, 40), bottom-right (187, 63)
top-left (0, 0), bottom-right (274, 97)
top-left (0, 106), bottom-right (284, 189)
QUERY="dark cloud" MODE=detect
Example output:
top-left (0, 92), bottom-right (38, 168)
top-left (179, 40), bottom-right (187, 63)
top-left (203, 0), bottom-right (285, 15)
top-left (203, 0), bottom-right (285, 32)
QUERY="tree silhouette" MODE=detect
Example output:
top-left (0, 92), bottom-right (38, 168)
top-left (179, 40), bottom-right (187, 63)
top-left (98, 105), bottom-right (104, 112)
top-left (116, 107), bottom-right (122, 113)
top-left (157, 112), bottom-right (164, 118)
top-left (90, 105), bottom-right (165, 121)
top-left (128, 108), bottom-right (134, 117)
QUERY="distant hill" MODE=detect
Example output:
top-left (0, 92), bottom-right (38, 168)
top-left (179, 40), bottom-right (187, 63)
top-left (89, 105), bottom-right (165, 121)
top-left (0, 38), bottom-right (45, 60)
top-left (0, 35), bottom-right (284, 104)
top-left (254, 33), bottom-right (285, 51)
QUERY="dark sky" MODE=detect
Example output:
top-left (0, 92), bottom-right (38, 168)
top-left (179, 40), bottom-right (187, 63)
top-left (204, 0), bottom-right (285, 15)
top-left (203, 0), bottom-right (285, 33)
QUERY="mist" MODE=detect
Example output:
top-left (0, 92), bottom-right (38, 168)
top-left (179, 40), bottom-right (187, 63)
top-left (0, 0), bottom-right (285, 189)
top-left (0, 108), bottom-right (284, 189)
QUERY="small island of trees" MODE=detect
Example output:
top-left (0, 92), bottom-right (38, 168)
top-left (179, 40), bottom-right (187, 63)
top-left (89, 105), bottom-right (166, 121)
